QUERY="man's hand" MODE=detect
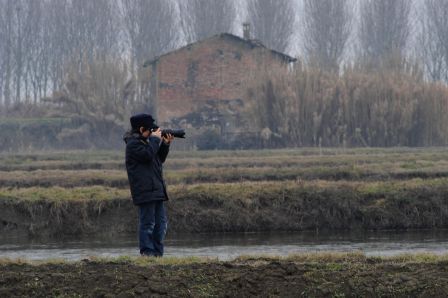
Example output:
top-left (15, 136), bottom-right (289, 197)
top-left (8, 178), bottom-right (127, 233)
top-left (151, 128), bottom-right (162, 140)
top-left (163, 133), bottom-right (174, 145)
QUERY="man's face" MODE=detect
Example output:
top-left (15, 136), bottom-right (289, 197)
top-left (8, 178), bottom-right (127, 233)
top-left (140, 127), bottom-right (151, 138)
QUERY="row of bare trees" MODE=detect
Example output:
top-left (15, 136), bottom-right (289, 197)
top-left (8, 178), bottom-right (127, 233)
top-left (4, 0), bottom-right (448, 109)
top-left (0, 0), bottom-right (122, 108)
top-left (0, 0), bottom-right (236, 109)
top-left (247, 61), bottom-right (448, 148)
top-left (417, 0), bottom-right (448, 82)
top-left (303, 0), bottom-right (413, 73)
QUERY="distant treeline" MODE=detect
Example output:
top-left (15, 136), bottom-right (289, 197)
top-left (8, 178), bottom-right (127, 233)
top-left (2, 0), bottom-right (448, 150)
top-left (247, 60), bottom-right (448, 148)
top-left (1, 0), bottom-right (448, 108)
top-left (1, 58), bottom-right (448, 151)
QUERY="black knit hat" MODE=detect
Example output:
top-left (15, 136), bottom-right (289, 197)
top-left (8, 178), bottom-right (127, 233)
top-left (130, 114), bottom-right (158, 130)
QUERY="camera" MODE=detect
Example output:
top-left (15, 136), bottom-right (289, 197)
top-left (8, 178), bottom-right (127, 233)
top-left (160, 129), bottom-right (186, 138)
top-left (162, 129), bottom-right (185, 138)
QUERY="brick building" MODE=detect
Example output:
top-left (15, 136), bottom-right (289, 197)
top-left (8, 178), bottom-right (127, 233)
top-left (143, 30), bottom-right (296, 128)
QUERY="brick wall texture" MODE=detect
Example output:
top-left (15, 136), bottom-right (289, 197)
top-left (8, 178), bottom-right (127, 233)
top-left (146, 33), bottom-right (294, 124)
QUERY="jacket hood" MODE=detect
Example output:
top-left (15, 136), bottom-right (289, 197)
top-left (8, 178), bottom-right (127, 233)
top-left (123, 130), bottom-right (142, 144)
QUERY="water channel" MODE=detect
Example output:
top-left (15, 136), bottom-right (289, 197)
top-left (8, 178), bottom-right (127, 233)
top-left (1, 230), bottom-right (448, 261)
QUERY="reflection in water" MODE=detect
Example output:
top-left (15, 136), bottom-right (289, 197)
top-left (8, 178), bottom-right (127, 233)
top-left (1, 230), bottom-right (448, 261)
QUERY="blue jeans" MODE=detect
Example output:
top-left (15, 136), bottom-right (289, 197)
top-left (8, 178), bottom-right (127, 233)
top-left (138, 200), bottom-right (168, 256)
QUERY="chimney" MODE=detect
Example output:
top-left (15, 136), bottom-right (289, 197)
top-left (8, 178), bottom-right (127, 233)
top-left (243, 23), bottom-right (250, 40)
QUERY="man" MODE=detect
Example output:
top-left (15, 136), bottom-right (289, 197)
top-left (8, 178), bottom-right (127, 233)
top-left (123, 113), bottom-right (174, 257)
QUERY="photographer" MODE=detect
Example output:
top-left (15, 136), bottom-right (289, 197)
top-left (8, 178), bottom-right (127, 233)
top-left (123, 114), bottom-right (174, 257)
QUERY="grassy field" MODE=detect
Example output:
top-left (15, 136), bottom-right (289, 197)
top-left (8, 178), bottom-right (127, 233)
top-left (2, 149), bottom-right (448, 296)
top-left (1, 148), bottom-right (448, 186)
top-left (1, 147), bottom-right (448, 236)
top-left (1, 252), bottom-right (448, 297)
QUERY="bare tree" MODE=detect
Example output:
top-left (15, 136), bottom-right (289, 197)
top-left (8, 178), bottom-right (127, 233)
top-left (302, 0), bottom-right (352, 72)
top-left (246, 0), bottom-right (295, 53)
top-left (65, 0), bottom-right (119, 64)
top-left (45, 0), bottom-right (71, 92)
top-left (122, 0), bottom-right (179, 68)
top-left (27, 1), bottom-right (47, 103)
top-left (42, 55), bottom-right (135, 147)
top-left (12, 0), bottom-right (42, 104)
top-left (0, 0), bottom-right (122, 106)
top-left (21, 0), bottom-right (44, 103)
top-left (121, 0), bottom-right (179, 109)
top-left (359, 0), bottom-right (412, 65)
top-left (179, 0), bottom-right (237, 44)
top-left (0, 0), bottom-right (16, 107)
top-left (421, 0), bottom-right (448, 81)
top-left (0, 1), bottom-right (5, 107)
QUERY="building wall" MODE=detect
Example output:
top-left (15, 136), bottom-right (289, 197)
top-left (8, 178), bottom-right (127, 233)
top-left (148, 34), bottom-right (290, 124)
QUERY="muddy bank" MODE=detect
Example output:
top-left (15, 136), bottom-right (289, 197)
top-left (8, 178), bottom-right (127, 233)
top-left (2, 180), bottom-right (448, 238)
top-left (1, 254), bottom-right (448, 297)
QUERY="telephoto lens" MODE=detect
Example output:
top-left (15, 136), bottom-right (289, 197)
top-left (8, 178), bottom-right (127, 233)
top-left (161, 129), bottom-right (186, 138)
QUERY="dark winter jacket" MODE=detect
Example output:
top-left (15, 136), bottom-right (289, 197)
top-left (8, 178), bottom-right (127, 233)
top-left (123, 131), bottom-right (170, 205)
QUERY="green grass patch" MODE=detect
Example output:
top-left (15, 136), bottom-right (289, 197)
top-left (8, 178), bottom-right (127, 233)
top-left (2, 252), bottom-right (448, 266)
top-left (2, 178), bottom-right (448, 203)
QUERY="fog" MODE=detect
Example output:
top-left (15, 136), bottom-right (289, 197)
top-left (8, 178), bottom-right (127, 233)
top-left (0, 0), bottom-right (447, 151)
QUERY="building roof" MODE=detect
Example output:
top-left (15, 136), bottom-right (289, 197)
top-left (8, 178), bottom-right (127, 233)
top-left (143, 33), bottom-right (297, 67)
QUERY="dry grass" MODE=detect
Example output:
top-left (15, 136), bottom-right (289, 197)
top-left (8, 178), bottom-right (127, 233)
top-left (2, 252), bottom-right (448, 266)
top-left (0, 186), bottom-right (129, 202)
top-left (1, 148), bottom-right (448, 234)
top-left (1, 178), bottom-right (448, 236)
top-left (236, 251), bottom-right (448, 264)
top-left (1, 148), bottom-right (448, 187)
top-left (247, 63), bottom-right (448, 147)
top-left (0, 169), bottom-right (127, 187)
top-left (1, 178), bottom-right (447, 203)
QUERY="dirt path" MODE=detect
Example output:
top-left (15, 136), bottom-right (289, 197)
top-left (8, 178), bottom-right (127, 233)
top-left (1, 255), bottom-right (448, 297)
